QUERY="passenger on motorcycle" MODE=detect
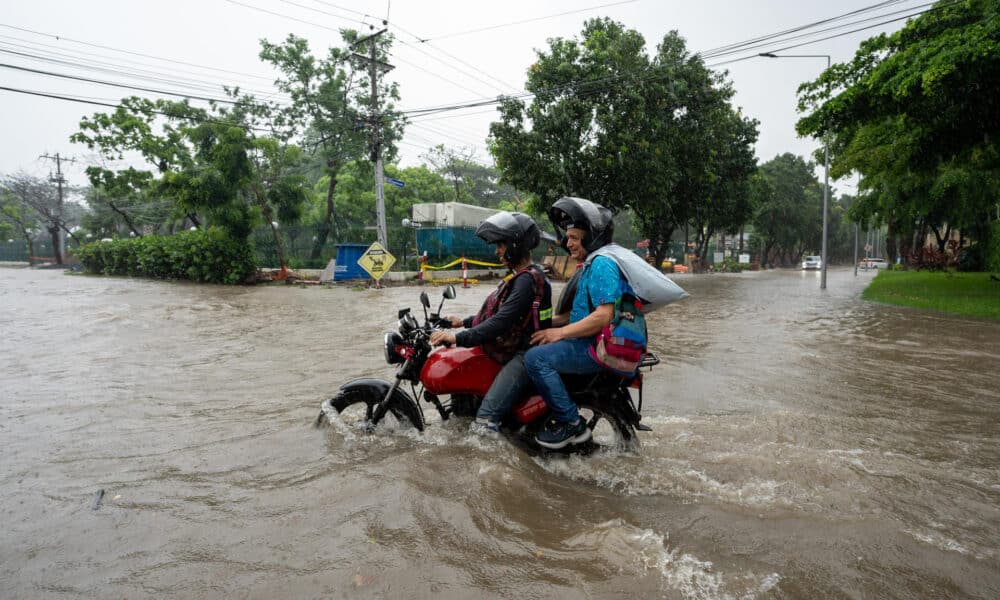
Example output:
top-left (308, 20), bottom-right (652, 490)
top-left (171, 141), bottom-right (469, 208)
top-left (429, 212), bottom-right (553, 434)
top-left (526, 197), bottom-right (634, 449)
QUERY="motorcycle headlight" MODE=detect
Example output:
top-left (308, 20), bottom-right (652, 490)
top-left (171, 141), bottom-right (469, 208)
top-left (383, 331), bottom-right (405, 365)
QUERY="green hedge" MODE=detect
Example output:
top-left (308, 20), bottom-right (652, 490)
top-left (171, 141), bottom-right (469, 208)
top-left (988, 220), bottom-right (1000, 273)
top-left (72, 228), bottom-right (257, 284)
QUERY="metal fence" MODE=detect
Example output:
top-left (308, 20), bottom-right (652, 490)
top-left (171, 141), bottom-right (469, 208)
top-left (0, 239), bottom-right (56, 263)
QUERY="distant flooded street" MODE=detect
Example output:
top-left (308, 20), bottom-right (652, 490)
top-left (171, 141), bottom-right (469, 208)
top-left (2, 266), bottom-right (998, 598)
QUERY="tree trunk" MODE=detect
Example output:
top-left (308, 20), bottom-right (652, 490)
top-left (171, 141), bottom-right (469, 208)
top-left (886, 219), bottom-right (898, 266)
top-left (650, 227), bottom-right (675, 270)
top-left (762, 241), bottom-right (774, 268)
top-left (104, 197), bottom-right (143, 238)
top-left (310, 168), bottom-right (339, 260)
top-left (48, 223), bottom-right (62, 264)
top-left (253, 185), bottom-right (288, 276)
top-left (262, 203), bottom-right (287, 271)
top-left (23, 229), bottom-right (35, 266)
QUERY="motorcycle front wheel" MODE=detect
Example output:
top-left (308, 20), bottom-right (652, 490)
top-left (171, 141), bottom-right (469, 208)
top-left (319, 381), bottom-right (424, 432)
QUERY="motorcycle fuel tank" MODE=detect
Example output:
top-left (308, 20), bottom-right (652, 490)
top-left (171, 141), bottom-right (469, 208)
top-left (420, 346), bottom-right (502, 396)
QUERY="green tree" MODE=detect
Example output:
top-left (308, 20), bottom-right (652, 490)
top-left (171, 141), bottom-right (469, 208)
top-left (73, 95), bottom-right (309, 272)
top-left (1, 172), bottom-right (83, 263)
top-left (0, 188), bottom-right (42, 262)
top-left (315, 160), bottom-right (451, 229)
top-left (796, 0), bottom-right (1000, 264)
top-left (751, 154), bottom-right (823, 267)
top-left (259, 30), bottom-right (403, 260)
top-left (421, 145), bottom-right (519, 207)
top-left (489, 20), bottom-right (757, 267)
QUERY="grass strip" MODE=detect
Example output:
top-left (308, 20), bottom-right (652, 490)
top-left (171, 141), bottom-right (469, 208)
top-left (862, 270), bottom-right (1000, 320)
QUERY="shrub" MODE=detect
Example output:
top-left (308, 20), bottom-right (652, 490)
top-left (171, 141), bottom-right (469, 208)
top-left (719, 257), bottom-right (752, 272)
top-left (988, 220), bottom-right (1000, 273)
top-left (957, 241), bottom-right (986, 272)
top-left (903, 240), bottom-right (961, 271)
top-left (72, 228), bottom-right (256, 284)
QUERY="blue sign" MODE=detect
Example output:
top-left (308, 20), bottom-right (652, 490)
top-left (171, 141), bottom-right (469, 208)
top-left (385, 177), bottom-right (404, 188)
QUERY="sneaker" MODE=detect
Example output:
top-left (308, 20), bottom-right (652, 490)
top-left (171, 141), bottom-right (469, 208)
top-left (470, 418), bottom-right (501, 437)
top-left (535, 418), bottom-right (591, 449)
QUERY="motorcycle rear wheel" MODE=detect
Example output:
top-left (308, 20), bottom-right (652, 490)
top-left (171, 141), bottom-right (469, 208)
top-left (575, 399), bottom-right (638, 452)
top-left (321, 387), bottom-right (424, 432)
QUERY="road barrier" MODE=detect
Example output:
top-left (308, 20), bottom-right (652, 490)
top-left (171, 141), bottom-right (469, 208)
top-left (420, 255), bottom-right (503, 285)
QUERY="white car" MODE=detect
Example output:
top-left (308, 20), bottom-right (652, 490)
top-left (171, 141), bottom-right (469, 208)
top-left (801, 255), bottom-right (822, 270)
top-left (860, 257), bottom-right (888, 270)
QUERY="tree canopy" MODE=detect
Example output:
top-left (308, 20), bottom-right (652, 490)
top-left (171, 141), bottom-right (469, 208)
top-left (71, 94), bottom-right (310, 270)
top-left (489, 18), bottom-right (758, 265)
top-left (751, 153), bottom-right (823, 267)
top-left (259, 30), bottom-right (403, 259)
top-left (796, 0), bottom-right (999, 263)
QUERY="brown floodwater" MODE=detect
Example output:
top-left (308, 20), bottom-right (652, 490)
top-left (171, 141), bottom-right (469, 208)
top-left (1, 266), bottom-right (998, 599)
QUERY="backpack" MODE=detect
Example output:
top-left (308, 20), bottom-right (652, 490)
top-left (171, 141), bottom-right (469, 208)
top-left (472, 265), bottom-right (550, 364)
top-left (588, 293), bottom-right (647, 377)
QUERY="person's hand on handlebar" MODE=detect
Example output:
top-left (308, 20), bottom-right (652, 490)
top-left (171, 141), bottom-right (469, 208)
top-left (437, 315), bottom-right (464, 328)
top-left (429, 330), bottom-right (457, 347)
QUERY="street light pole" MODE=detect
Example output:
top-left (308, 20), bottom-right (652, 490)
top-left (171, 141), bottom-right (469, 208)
top-left (760, 52), bottom-right (832, 289)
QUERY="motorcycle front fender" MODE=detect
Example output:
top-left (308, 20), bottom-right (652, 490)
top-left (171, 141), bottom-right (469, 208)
top-left (338, 378), bottom-right (397, 401)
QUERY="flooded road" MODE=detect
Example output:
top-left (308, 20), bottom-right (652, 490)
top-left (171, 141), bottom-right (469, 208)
top-left (2, 266), bottom-right (998, 598)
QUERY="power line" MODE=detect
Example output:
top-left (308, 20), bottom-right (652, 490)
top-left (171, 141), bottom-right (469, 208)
top-left (0, 46), bottom-right (288, 104)
top-left (391, 0), bottom-right (951, 121)
top-left (390, 37), bottom-right (511, 96)
top-left (3, 0), bottom-right (954, 157)
top-left (0, 23), bottom-right (276, 82)
top-left (708, 2), bottom-right (958, 65)
top-left (701, 1), bottom-right (944, 60)
top-left (389, 24), bottom-right (518, 92)
top-left (274, 0), bottom-right (372, 27)
top-left (389, 52), bottom-right (497, 100)
top-left (698, 0), bottom-right (910, 58)
top-left (0, 85), bottom-right (277, 134)
top-left (1, 62), bottom-right (251, 107)
top-left (416, 0), bottom-right (638, 42)
top-left (222, 0), bottom-right (344, 33)
top-left (0, 35), bottom-right (287, 100)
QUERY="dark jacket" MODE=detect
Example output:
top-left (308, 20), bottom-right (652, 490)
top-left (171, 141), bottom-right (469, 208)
top-left (455, 267), bottom-right (552, 351)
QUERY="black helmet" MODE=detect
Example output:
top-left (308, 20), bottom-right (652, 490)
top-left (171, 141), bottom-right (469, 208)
top-left (475, 211), bottom-right (541, 265)
top-left (548, 196), bottom-right (614, 254)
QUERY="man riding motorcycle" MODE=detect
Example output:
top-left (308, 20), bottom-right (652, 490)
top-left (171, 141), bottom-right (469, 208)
top-left (429, 211), bottom-right (552, 434)
top-left (526, 197), bottom-right (633, 449)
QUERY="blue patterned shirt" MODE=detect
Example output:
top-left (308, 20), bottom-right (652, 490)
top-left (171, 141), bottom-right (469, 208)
top-left (569, 255), bottom-right (632, 324)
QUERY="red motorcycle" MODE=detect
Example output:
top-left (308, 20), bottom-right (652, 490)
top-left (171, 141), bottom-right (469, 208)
top-left (317, 286), bottom-right (658, 452)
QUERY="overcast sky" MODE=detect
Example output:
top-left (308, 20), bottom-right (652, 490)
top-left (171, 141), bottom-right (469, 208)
top-left (1, 0), bottom-right (927, 200)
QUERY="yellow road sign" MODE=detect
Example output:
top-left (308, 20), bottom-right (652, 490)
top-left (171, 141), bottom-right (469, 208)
top-left (357, 241), bottom-right (396, 280)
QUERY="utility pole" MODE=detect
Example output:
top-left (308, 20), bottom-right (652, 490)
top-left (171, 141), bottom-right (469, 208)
top-left (759, 52), bottom-right (831, 289)
top-left (352, 27), bottom-right (393, 248)
top-left (39, 152), bottom-right (77, 264)
top-left (853, 222), bottom-right (859, 277)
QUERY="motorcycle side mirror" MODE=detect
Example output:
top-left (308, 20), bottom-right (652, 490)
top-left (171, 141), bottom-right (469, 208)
top-left (436, 284), bottom-right (455, 318)
top-left (419, 291), bottom-right (430, 308)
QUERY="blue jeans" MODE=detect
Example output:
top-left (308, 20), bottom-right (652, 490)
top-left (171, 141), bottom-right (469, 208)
top-left (524, 338), bottom-right (603, 423)
top-left (477, 352), bottom-right (532, 424)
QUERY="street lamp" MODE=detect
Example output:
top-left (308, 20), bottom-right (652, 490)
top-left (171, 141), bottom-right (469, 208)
top-left (760, 52), bottom-right (832, 290)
